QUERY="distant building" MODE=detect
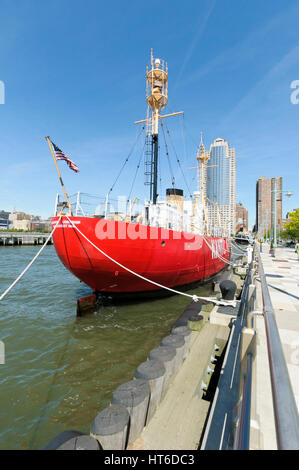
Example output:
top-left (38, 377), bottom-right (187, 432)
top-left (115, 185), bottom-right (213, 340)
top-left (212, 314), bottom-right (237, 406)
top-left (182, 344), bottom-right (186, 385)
top-left (0, 210), bottom-right (11, 230)
top-left (235, 202), bottom-right (248, 232)
top-left (206, 137), bottom-right (236, 235)
top-left (256, 176), bottom-right (282, 238)
top-left (29, 220), bottom-right (51, 231)
top-left (0, 210), bottom-right (10, 219)
top-left (0, 219), bottom-right (10, 230)
top-left (7, 211), bottom-right (50, 231)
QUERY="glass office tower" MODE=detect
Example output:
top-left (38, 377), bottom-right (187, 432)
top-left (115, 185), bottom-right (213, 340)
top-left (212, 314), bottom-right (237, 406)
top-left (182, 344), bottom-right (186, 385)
top-left (207, 138), bottom-right (236, 235)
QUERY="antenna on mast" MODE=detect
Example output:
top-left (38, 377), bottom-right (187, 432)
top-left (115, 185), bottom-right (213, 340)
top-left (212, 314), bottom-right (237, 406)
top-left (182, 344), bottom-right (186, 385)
top-left (134, 50), bottom-right (184, 204)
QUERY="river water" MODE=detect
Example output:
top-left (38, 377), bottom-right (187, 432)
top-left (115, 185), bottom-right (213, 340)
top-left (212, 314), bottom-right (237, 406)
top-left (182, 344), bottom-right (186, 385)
top-left (0, 245), bottom-right (218, 450)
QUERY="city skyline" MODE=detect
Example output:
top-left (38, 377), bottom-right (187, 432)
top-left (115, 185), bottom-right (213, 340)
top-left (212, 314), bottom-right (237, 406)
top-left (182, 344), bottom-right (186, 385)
top-left (0, 0), bottom-right (298, 226)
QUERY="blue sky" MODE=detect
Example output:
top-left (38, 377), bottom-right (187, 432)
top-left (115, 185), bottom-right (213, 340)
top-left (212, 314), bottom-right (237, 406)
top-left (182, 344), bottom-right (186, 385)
top-left (0, 0), bottom-right (299, 227)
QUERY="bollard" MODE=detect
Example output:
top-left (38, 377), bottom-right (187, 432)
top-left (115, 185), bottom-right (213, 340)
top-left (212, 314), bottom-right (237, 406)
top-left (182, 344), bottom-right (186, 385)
top-left (171, 325), bottom-right (192, 359)
top-left (160, 334), bottom-right (185, 372)
top-left (188, 314), bottom-right (204, 331)
top-left (148, 346), bottom-right (176, 396)
top-left (134, 360), bottom-right (165, 424)
top-left (220, 280), bottom-right (237, 300)
top-left (44, 430), bottom-right (100, 450)
top-left (111, 379), bottom-right (150, 445)
top-left (91, 405), bottom-right (129, 450)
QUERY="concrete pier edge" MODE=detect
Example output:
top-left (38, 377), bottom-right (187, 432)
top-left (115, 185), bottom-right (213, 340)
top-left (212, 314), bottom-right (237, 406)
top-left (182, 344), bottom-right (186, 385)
top-left (45, 249), bottom-right (298, 451)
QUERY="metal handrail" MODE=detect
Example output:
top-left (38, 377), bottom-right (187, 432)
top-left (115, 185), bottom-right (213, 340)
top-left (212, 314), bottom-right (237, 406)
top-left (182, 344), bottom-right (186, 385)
top-left (257, 246), bottom-right (299, 449)
top-left (235, 352), bottom-right (253, 450)
top-left (233, 258), bottom-right (254, 450)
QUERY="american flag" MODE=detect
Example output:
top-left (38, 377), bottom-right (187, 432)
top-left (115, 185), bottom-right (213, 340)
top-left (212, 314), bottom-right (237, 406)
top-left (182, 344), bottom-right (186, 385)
top-left (51, 141), bottom-right (79, 173)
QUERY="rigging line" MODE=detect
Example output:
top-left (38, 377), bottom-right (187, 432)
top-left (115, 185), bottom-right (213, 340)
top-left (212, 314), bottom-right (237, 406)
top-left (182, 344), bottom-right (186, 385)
top-left (165, 122), bottom-right (194, 199)
top-left (108, 125), bottom-right (145, 195)
top-left (180, 113), bottom-right (188, 163)
top-left (127, 140), bottom-right (146, 202)
top-left (160, 120), bottom-right (176, 188)
top-left (182, 114), bottom-right (201, 150)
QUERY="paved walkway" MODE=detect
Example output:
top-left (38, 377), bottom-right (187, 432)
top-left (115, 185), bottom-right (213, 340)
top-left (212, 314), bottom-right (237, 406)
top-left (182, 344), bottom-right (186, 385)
top-left (260, 246), bottom-right (299, 411)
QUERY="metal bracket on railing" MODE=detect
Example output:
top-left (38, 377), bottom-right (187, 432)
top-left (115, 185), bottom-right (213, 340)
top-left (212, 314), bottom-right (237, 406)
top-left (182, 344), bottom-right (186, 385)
top-left (247, 310), bottom-right (263, 329)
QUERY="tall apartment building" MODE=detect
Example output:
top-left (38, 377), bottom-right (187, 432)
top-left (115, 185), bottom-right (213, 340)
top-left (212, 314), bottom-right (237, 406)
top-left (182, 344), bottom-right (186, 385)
top-left (236, 202), bottom-right (248, 232)
top-left (256, 176), bottom-right (282, 238)
top-left (206, 137), bottom-right (236, 235)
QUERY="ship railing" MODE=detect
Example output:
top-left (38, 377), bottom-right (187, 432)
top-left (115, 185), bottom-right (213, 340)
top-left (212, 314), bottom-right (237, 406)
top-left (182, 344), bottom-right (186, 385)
top-left (54, 192), bottom-right (145, 220)
top-left (54, 192), bottom-right (200, 233)
top-left (233, 242), bottom-right (299, 450)
top-left (54, 192), bottom-right (218, 236)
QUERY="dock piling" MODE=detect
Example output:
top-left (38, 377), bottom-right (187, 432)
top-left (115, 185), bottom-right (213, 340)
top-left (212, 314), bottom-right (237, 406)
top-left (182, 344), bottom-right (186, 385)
top-left (111, 379), bottom-right (150, 445)
top-left (160, 334), bottom-right (185, 371)
top-left (44, 430), bottom-right (100, 450)
top-left (90, 404), bottom-right (129, 450)
top-left (171, 325), bottom-right (192, 359)
top-left (148, 346), bottom-right (176, 396)
top-left (134, 360), bottom-right (166, 424)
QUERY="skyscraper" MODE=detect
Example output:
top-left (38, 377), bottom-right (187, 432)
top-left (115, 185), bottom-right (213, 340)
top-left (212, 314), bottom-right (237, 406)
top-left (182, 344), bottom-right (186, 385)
top-left (206, 137), bottom-right (236, 235)
top-left (256, 176), bottom-right (282, 238)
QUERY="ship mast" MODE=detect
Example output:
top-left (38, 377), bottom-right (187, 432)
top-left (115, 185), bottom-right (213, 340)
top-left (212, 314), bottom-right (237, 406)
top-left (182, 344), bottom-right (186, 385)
top-left (135, 49), bottom-right (183, 204)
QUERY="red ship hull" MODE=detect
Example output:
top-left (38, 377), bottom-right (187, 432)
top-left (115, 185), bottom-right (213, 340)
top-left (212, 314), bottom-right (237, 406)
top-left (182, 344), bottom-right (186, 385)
top-left (51, 216), bottom-right (230, 294)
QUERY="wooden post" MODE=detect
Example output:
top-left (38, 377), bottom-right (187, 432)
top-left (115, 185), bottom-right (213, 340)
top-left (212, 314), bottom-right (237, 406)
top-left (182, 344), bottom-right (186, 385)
top-left (45, 136), bottom-right (72, 214)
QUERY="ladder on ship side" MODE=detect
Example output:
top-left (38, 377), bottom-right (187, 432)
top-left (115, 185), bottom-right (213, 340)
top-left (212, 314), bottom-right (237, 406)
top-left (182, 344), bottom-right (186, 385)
top-left (144, 106), bottom-right (154, 201)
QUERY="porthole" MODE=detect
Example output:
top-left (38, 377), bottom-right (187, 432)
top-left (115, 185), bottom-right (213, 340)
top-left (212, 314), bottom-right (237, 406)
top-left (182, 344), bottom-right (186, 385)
top-left (161, 241), bottom-right (166, 247)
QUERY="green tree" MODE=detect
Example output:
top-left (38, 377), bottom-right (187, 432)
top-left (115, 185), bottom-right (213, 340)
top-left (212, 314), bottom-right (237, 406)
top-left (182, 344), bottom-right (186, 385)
top-left (280, 209), bottom-right (299, 241)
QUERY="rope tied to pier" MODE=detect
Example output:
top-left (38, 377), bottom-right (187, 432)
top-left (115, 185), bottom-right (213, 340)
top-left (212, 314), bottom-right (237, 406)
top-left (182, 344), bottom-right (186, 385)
top-left (0, 215), bottom-right (62, 301)
top-left (64, 215), bottom-right (237, 307)
top-left (0, 214), bottom-right (237, 307)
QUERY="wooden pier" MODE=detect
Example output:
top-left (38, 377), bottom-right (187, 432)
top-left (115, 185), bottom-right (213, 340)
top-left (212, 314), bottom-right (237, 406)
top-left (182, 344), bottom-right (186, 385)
top-left (0, 231), bottom-right (52, 246)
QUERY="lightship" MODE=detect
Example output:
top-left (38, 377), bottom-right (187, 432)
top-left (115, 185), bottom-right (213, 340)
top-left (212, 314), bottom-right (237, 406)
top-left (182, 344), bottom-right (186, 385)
top-left (51, 51), bottom-right (230, 296)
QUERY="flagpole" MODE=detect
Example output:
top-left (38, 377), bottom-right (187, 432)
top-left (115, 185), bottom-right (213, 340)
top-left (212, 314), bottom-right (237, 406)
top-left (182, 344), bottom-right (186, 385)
top-left (45, 136), bottom-right (73, 214)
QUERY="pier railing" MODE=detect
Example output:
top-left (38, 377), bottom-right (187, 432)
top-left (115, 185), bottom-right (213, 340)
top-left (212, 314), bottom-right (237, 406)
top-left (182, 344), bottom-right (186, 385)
top-left (234, 243), bottom-right (299, 450)
top-left (256, 247), bottom-right (299, 450)
top-left (232, 250), bottom-right (256, 450)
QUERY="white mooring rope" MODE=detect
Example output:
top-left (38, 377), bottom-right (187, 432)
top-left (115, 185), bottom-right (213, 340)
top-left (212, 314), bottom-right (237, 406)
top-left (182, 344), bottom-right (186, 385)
top-left (65, 215), bottom-right (237, 307)
top-left (231, 240), bottom-right (249, 253)
top-left (0, 214), bottom-right (238, 307)
top-left (0, 215), bottom-right (62, 301)
top-left (202, 236), bottom-right (236, 267)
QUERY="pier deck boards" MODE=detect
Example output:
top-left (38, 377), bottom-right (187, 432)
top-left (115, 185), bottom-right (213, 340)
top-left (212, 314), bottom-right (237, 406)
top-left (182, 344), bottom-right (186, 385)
top-left (129, 324), bottom-right (229, 450)
top-left (260, 246), bottom-right (299, 411)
